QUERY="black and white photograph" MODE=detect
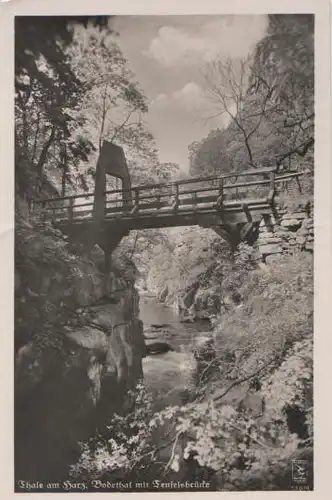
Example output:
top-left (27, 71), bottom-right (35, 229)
top-left (6, 2), bottom-right (329, 494)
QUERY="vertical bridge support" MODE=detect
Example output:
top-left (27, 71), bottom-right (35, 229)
top-left (93, 141), bottom-right (132, 267)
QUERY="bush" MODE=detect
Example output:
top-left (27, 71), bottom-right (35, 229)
top-left (213, 252), bottom-right (313, 380)
top-left (69, 382), bottom-right (167, 483)
top-left (70, 366), bottom-right (312, 490)
top-left (15, 202), bottom-right (104, 351)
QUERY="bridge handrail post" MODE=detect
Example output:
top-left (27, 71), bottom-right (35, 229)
top-left (296, 175), bottom-right (302, 193)
top-left (216, 178), bottom-right (224, 209)
top-left (269, 170), bottom-right (276, 192)
top-left (51, 208), bottom-right (57, 225)
top-left (172, 184), bottom-right (179, 211)
top-left (68, 198), bottom-right (74, 222)
top-left (219, 178), bottom-right (224, 195)
top-left (192, 191), bottom-right (198, 208)
top-left (130, 187), bottom-right (140, 215)
top-left (268, 170), bottom-right (276, 206)
top-left (135, 188), bottom-right (140, 209)
top-left (40, 201), bottom-right (47, 223)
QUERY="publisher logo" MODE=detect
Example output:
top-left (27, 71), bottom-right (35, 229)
top-left (292, 460), bottom-right (308, 484)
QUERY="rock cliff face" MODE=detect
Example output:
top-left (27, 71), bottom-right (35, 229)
top-left (15, 205), bottom-right (146, 482)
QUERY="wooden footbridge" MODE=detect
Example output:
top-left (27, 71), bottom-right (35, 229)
top-left (32, 142), bottom-right (303, 256)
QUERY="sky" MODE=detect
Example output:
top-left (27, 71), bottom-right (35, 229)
top-left (111, 15), bottom-right (268, 172)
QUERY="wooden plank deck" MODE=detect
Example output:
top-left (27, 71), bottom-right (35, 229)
top-left (32, 168), bottom-right (303, 235)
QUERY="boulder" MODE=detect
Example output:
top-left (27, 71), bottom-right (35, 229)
top-left (302, 217), bottom-right (314, 228)
top-left (265, 254), bottom-right (282, 264)
top-left (305, 242), bottom-right (314, 252)
top-left (158, 284), bottom-right (169, 303)
top-left (280, 219), bottom-right (302, 230)
top-left (145, 341), bottom-right (175, 355)
top-left (259, 243), bottom-right (283, 256)
top-left (258, 237), bottom-right (282, 245)
top-left (296, 228), bottom-right (309, 237)
top-left (274, 230), bottom-right (290, 240)
top-left (183, 282), bottom-right (199, 308)
top-left (192, 287), bottom-right (220, 318)
top-left (258, 231), bottom-right (275, 239)
top-left (282, 212), bottom-right (307, 220)
top-left (296, 236), bottom-right (306, 246)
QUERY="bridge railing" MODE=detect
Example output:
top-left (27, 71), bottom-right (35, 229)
top-left (31, 168), bottom-right (303, 223)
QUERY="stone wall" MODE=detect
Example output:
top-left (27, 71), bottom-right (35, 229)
top-left (258, 205), bottom-right (314, 264)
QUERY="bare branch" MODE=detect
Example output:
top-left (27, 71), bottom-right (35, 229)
top-left (202, 57), bottom-right (270, 168)
top-left (35, 125), bottom-right (57, 194)
top-left (164, 430), bottom-right (183, 472)
top-left (213, 357), bottom-right (275, 403)
top-left (276, 137), bottom-right (314, 166)
top-left (16, 93), bottom-right (30, 162)
top-left (109, 107), bottom-right (137, 143)
top-left (98, 83), bottom-right (109, 151)
top-left (31, 111), bottom-right (42, 164)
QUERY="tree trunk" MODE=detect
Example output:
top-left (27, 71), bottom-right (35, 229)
top-left (35, 125), bottom-right (56, 195)
top-left (99, 83), bottom-right (108, 151)
top-left (61, 143), bottom-right (68, 197)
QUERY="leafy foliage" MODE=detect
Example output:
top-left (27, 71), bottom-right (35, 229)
top-left (211, 252), bottom-right (313, 390)
top-left (261, 337), bottom-right (313, 430)
top-left (70, 382), bottom-right (161, 482)
top-left (15, 16), bottom-right (169, 199)
top-left (71, 336), bottom-right (313, 490)
top-left (67, 25), bottom-right (153, 188)
top-left (15, 17), bottom-right (107, 197)
top-left (15, 203), bottom-right (89, 351)
top-left (141, 230), bottom-right (313, 488)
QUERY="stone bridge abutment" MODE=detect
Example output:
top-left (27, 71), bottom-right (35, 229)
top-left (257, 203), bottom-right (313, 263)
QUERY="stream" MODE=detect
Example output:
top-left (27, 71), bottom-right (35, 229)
top-left (136, 292), bottom-right (215, 484)
top-left (139, 292), bottom-right (212, 411)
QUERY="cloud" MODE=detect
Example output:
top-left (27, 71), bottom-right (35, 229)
top-left (148, 80), bottom-right (235, 171)
top-left (153, 81), bottom-right (224, 114)
top-left (150, 82), bottom-right (206, 114)
top-left (172, 82), bottom-right (205, 110)
top-left (150, 93), bottom-right (167, 109)
top-left (149, 81), bottom-right (229, 134)
top-left (150, 93), bottom-right (168, 109)
top-left (143, 16), bottom-right (268, 67)
top-left (143, 26), bottom-right (208, 66)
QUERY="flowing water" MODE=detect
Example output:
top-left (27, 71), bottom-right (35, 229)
top-left (139, 292), bottom-right (212, 410)
top-left (137, 292), bottom-right (215, 483)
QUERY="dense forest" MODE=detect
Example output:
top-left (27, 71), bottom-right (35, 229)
top-left (15, 15), bottom-right (313, 491)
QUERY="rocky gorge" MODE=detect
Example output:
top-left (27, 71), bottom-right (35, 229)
top-left (14, 193), bottom-right (314, 490)
top-left (15, 201), bottom-right (146, 482)
top-left (14, 204), bottom-right (214, 486)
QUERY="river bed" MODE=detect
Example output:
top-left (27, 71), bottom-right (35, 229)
top-left (138, 292), bottom-right (212, 411)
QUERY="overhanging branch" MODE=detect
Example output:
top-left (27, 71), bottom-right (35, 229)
top-left (276, 137), bottom-right (314, 166)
